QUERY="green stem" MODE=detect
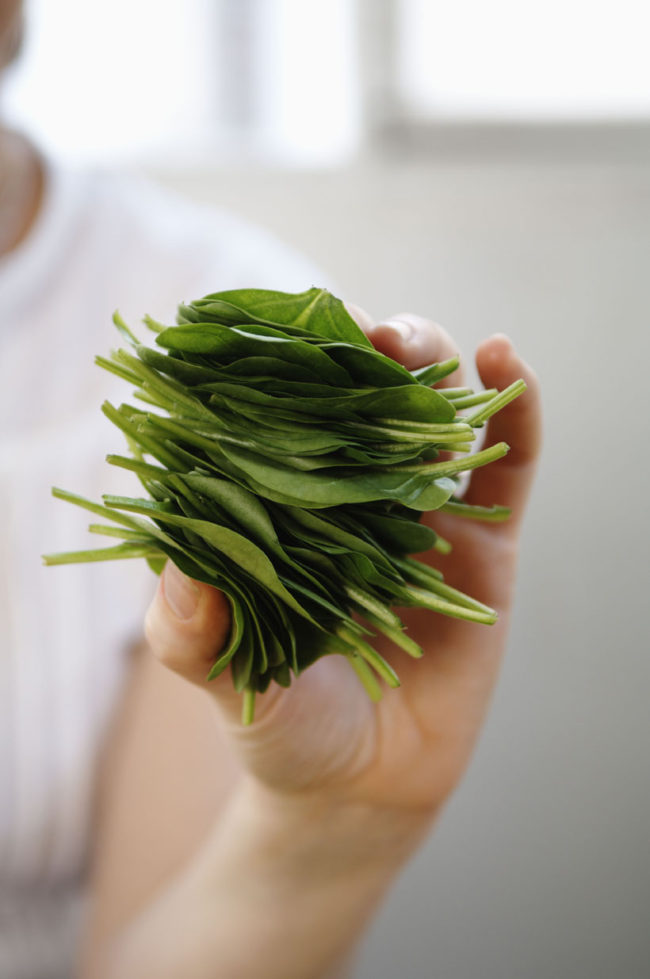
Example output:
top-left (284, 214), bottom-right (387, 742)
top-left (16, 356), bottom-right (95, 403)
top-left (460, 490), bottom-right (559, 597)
top-left (346, 653), bottom-right (383, 702)
top-left (433, 534), bottom-right (452, 555)
top-left (106, 454), bottom-right (171, 479)
top-left (351, 422), bottom-right (466, 444)
top-left (404, 585), bottom-right (497, 625)
top-left (43, 543), bottom-right (161, 565)
top-left (101, 402), bottom-right (185, 470)
top-left (95, 355), bottom-right (142, 385)
top-left (464, 379), bottom-right (527, 427)
top-left (376, 418), bottom-right (472, 434)
top-left (440, 501), bottom-right (511, 522)
top-left (88, 523), bottom-right (149, 540)
top-left (241, 686), bottom-right (257, 725)
top-left (392, 441), bottom-right (509, 477)
top-left (344, 585), bottom-right (402, 627)
top-left (337, 626), bottom-right (401, 688)
top-left (112, 310), bottom-right (140, 346)
top-left (416, 574), bottom-right (495, 616)
top-left (411, 356), bottom-right (460, 386)
top-left (392, 555), bottom-right (443, 584)
top-left (114, 347), bottom-right (212, 420)
top-left (355, 606), bottom-right (423, 659)
top-left (440, 442), bottom-right (473, 453)
top-left (439, 387), bottom-right (473, 399)
top-left (144, 414), bottom-right (226, 456)
top-left (447, 389), bottom-right (498, 409)
top-left (142, 314), bottom-right (166, 334)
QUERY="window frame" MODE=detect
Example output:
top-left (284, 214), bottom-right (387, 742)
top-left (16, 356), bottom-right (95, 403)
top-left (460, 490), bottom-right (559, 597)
top-left (356, 0), bottom-right (650, 164)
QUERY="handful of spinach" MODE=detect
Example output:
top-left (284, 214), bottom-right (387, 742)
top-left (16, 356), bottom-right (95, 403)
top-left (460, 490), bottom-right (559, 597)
top-left (44, 288), bottom-right (525, 723)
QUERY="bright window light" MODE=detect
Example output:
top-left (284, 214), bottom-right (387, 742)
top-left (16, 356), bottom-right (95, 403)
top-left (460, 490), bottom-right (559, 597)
top-left (398, 0), bottom-right (650, 118)
top-left (2, 0), bottom-right (218, 164)
top-left (2, 0), bottom-right (360, 167)
top-left (253, 0), bottom-right (360, 165)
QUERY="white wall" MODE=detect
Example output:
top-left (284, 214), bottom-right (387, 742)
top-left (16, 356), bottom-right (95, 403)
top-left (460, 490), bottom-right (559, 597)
top-left (146, 158), bottom-right (650, 979)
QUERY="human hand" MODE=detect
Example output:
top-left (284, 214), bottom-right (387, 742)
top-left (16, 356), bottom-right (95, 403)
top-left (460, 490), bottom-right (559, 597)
top-left (144, 310), bottom-right (542, 829)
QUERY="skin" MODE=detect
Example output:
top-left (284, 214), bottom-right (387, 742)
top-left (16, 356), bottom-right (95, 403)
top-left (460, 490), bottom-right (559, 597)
top-left (0, 0), bottom-right (23, 70)
top-left (0, 2), bottom-right (45, 257)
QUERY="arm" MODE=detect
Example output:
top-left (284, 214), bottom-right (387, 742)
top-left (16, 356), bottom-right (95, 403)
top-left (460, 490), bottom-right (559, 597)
top-left (79, 316), bottom-right (542, 979)
top-left (103, 778), bottom-right (428, 979)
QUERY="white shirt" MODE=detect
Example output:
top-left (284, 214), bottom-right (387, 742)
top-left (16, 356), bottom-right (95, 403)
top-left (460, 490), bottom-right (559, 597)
top-left (0, 160), bottom-right (325, 978)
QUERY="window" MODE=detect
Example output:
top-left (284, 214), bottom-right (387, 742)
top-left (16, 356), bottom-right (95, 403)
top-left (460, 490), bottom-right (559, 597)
top-left (3, 0), bottom-right (217, 163)
top-left (4, 0), bottom-right (649, 167)
top-left (397, 0), bottom-right (650, 119)
top-left (4, 0), bottom-right (359, 166)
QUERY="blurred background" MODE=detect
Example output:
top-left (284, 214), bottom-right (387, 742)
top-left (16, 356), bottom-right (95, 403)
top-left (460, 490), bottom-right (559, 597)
top-left (4, 1), bottom-right (650, 976)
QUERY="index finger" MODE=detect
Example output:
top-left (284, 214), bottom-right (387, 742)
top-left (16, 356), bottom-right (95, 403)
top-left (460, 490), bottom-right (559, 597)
top-left (346, 304), bottom-right (466, 388)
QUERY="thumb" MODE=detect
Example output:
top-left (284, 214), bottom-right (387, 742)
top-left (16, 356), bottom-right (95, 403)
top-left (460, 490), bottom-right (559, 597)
top-left (144, 560), bottom-right (283, 723)
top-left (144, 561), bottom-right (372, 791)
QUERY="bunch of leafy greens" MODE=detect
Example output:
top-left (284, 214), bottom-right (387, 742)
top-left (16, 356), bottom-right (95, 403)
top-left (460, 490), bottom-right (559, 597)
top-left (44, 288), bottom-right (525, 724)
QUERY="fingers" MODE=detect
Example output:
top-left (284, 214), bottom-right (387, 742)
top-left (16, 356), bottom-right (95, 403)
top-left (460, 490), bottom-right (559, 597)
top-left (462, 334), bottom-right (542, 531)
top-left (145, 562), bottom-right (372, 789)
top-left (369, 314), bottom-right (466, 387)
top-left (347, 307), bottom-right (466, 386)
top-left (144, 561), bottom-right (253, 721)
top-left (344, 301), bottom-right (376, 335)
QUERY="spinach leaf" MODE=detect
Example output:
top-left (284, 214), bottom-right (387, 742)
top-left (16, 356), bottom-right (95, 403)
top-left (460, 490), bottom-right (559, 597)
top-left (46, 287), bottom-right (525, 724)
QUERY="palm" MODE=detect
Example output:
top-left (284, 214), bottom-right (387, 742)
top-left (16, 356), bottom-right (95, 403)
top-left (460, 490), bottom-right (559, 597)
top-left (237, 526), bottom-right (516, 807)
top-left (356, 516), bottom-right (521, 810)
top-left (212, 317), bottom-right (542, 815)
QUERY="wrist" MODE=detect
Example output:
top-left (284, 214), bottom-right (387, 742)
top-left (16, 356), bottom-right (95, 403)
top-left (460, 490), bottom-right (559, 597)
top-left (189, 777), bottom-right (434, 978)
top-left (205, 775), bottom-right (434, 889)
top-left (108, 777), bottom-right (435, 979)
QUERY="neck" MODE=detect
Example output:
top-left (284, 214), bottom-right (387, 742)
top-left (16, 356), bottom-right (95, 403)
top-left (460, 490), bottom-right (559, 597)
top-left (0, 126), bottom-right (44, 259)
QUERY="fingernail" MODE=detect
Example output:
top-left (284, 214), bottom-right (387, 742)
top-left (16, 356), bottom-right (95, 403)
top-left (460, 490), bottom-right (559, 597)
top-left (381, 318), bottom-right (415, 342)
top-left (163, 562), bottom-right (200, 620)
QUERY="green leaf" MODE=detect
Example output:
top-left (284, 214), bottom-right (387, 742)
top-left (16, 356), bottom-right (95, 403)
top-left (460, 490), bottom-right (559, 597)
top-left (157, 323), bottom-right (353, 387)
top-left (102, 494), bottom-right (317, 624)
top-left (353, 511), bottom-right (437, 554)
top-left (219, 443), bottom-right (457, 509)
top-left (189, 287), bottom-right (373, 348)
top-left (47, 285), bottom-right (523, 718)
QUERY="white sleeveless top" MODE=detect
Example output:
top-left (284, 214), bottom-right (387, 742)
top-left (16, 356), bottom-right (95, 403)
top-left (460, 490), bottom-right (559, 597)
top-left (0, 161), bottom-right (324, 977)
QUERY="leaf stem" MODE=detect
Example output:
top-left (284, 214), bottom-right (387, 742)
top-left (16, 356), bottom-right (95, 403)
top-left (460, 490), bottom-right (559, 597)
top-left (345, 653), bottom-right (383, 701)
top-left (403, 585), bottom-right (497, 624)
top-left (391, 441), bottom-right (509, 477)
top-left (241, 686), bottom-right (257, 725)
top-left (464, 379), bottom-right (527, 427)
top-left (411, 356), bottom-right (460, 386)
top-left (337, 626), bottom-right (401, 687)
top-left (440, 501), bottom-right (511, 522)
top-left (447, 389), bottom-right (498, 409)
top-left (43, 543), bottom-right (162, 565)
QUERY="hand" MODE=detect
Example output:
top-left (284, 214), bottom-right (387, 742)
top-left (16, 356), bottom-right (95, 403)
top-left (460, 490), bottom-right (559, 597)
top-left (144, 311), bottom-right (542, 826)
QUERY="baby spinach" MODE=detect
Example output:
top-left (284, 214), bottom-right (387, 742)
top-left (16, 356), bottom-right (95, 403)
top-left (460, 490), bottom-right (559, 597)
top-left (44, 288), bottom-right (525, 724)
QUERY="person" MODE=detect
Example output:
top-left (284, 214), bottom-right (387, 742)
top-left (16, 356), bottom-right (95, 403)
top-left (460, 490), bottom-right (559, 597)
top-left (1, 4), bottom-right (542, 977)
